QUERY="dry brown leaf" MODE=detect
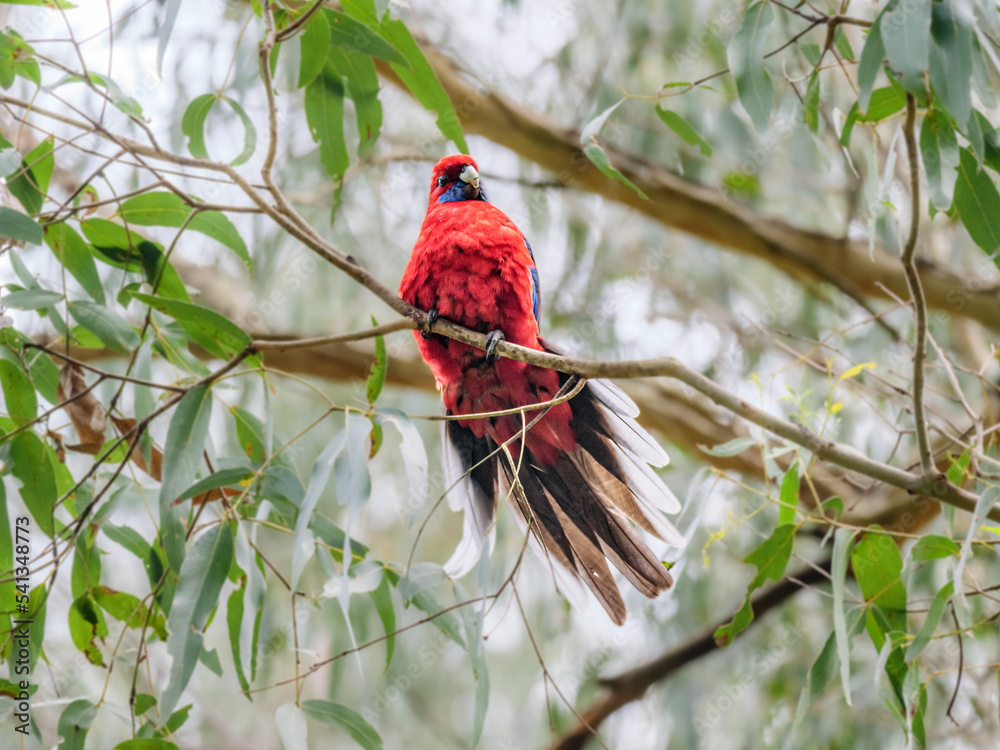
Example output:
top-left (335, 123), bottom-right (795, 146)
top-left (58, 363), bottom-right (106, 452)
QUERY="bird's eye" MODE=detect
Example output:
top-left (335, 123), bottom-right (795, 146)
top-left (437, 175), bottom-right (448, 186)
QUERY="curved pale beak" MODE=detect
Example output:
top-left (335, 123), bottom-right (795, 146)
top-left (459, 164), bottom-right (480, 189)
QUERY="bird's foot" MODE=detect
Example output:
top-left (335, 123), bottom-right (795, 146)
top-left (421, 308), bottom-right (439, 340)
top-left (485, 329), bottom-right (505, 364)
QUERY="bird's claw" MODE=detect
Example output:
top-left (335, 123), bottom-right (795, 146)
top-left (421, 308), bottom-right (439, 340)
top-left (485, 329), bottom-right (505, 364)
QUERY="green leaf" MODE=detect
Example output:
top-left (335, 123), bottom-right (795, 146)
top-left (159, 385), bottom-right (215, 571)
top-left (117, 191), bottom-right (251, 271)
top-left (155, 0), bottom-right (182, 72)
top-left (222, 97), bottom-right (257, 167)
top-left (368, 573), bottom-right (396, 671)
top-left (67, 300), bottom-right (140, 353)
top-left (655, 106), bottom-right (711, 156)
top-left (927, 0), bottom-right (973, 126)
top-left (0, 30), bottom-right (39, 89)
top-left (93, 585), bottom-right (168, 640)
top-left (905, 580), bottom-right (953, 660)
top-left (945, 449), bottom-right (971, 486)
top-left (44, 223), bottom-right (106, 303)
top-left (365, 320), bottom-right (387, 404)
top-left (727, 1), bottom-right (775, 132)
top-left (292, 431), bottom-right (345, 588)
top-left (953, 486), bottom-right (1000, 621)
top-left (911, 534), bottom-right (960, 560)
top-left (834, 26), bottom-right (855, 62)
top-left (920, 110), bottom-right (959, 211)
top-left (306, 67), bottom-right (350, 181)
top-left (324, 9), bottom-right (406, 65)
top-left (954, 146), bottom-right (1000, 256)
top-left (400, 563), bottom-right (465, 647)
top-left (10, 432), bottom-right (57, 536)
top-left (857, 11), bottom-right (886, 114)
top-left (231, 406), bottom-right (268, 463)
top-left (178, 467), bottom-right (255, 501)
top-left (851, 529), bottom-right (907, 633)
top-left (113, 737), bottom-right (181, 749)
top-left (327, 46), bottom-right (383, 158)
top-left (131, 293), bottom-right (255, 362)
top-left (791, 632), bottom-right (839, 737)
top-left (778, 462), bottom-right (799, 525)
top-left (582, 141), bottom-right (649, 200)
top-left (803, 72), bottom-right (820, 133)
top-left (69, 594), bottom-right (108, 665)
top-left (181, 94), bottom-right (217, 160)
top-left (160, 523), bottom-right (234, 719)
top-left (57, 698), bottom-right (97, 750)
top-left (276, 703), bottom-right (308, 750)
top-left (301, 699), bottom-right (385, 750)
top-left (5, 136), bottom-right (54, 214)
top-left (0, 345), bottom-right (37, 425)
top-left (365, 14), bottom-right (468, 152)
top-left (1, 288), bottom-right (63, 309)
top-left (881, 0), bottom-right (931, 95)
top-left (832, 528), bottom-right (855, 706)
top-left (714, 524), bottom-right (794, 645)
top-left (0, 207), bottom-right (41, 244)
top-left (298, 11), bottom-right (330, 88)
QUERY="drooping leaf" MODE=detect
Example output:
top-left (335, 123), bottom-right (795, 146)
top-left (323, 9), bottom-right (406, 65)
top-left (301, 699), bottom-right (385, 750)
top-left (305, 67), bottom-right (350, 186)
top-left (927, 0), bottom-right (973, 126)
top-left (881, 0), bottom-right (931, 95)
top-left (68, 593), bottom-right (108, 666)
top-left (851, 529), bottom-right (907, 633)
top-left (905, 580), bottom-right (953, 660)
top-left (0, 207), bottom-right (41, 244)
top-left (356, 10), bottom-right (469, 152)
top-left (857, 11), bottom-right (887, 114)
top-left (727, 1), bottom-right (775, 132)
top-left (0, 345), bottom-right (37, 425)
top-left (160, 523), bottom-right (234, 719)
top-left (714, 524), bottom-right (794, 645)
top-left (93, 585), bottom-right (168, 640)
top-left (327, 46), bottom-right (383, 158)
top-left (56, 698), bottom-right (97, 750)
top-left (365, 322), bottom-right (387, 404)
top-left (920, 110), bottom-right (959, 211)
top-left (368, 573), bottom-right (396, 671)
top-left (911, 534), bottom-right (960, 561)
top-left (656, 106), bottom-right (712, 156)
top-left (131, 293), bottom-right (255, 362)
top-left (10, 431), bottom-right (57, 537)
top-left (117, 191), bottom-right (251, 271)
top-left (298, 11), bottom-right (330, 88)
top-left (803, 72), bottom-right (820, 133)
top-left (832, 528), bottom-right (855, 706)
top-left (0, 29), bottom-right (40, 89)
top-left (778, 462), bottom-right (799, 525)
top-left (43, 223), bottom-right (106, 304)
top-left (5, 135), bottom-right (54, 214)
top-left (67, 300), bottom-right (139, 353)
top-left (159, 385), bottom-right (215, 570)
top-left (954, 146), bottom-right (1000, 256)
top-left (181, 94), bottom-right (216, 160)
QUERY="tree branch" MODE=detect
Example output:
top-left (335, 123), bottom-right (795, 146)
top-left (371, 46), bottom-right (1000, 334)
top-left (552, 556), bottom-right (835, 750)
top-left (900, 94), bottom-right (934, 479)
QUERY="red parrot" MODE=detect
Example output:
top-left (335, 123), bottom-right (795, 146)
top-left (399, 154), bottom-right (683, 624)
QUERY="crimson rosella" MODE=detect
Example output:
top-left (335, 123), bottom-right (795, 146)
top-left (399, 154), bottom-right (683, 624)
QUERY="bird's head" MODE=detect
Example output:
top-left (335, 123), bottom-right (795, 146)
top-left (429, 154), bottom-right (488, 206)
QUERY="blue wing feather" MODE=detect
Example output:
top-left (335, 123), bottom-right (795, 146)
top-left (525, 239), bottom-right (540, 324)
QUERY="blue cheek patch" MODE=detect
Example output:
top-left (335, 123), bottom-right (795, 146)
top-left (436, 182), bottom-right (490, 204)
